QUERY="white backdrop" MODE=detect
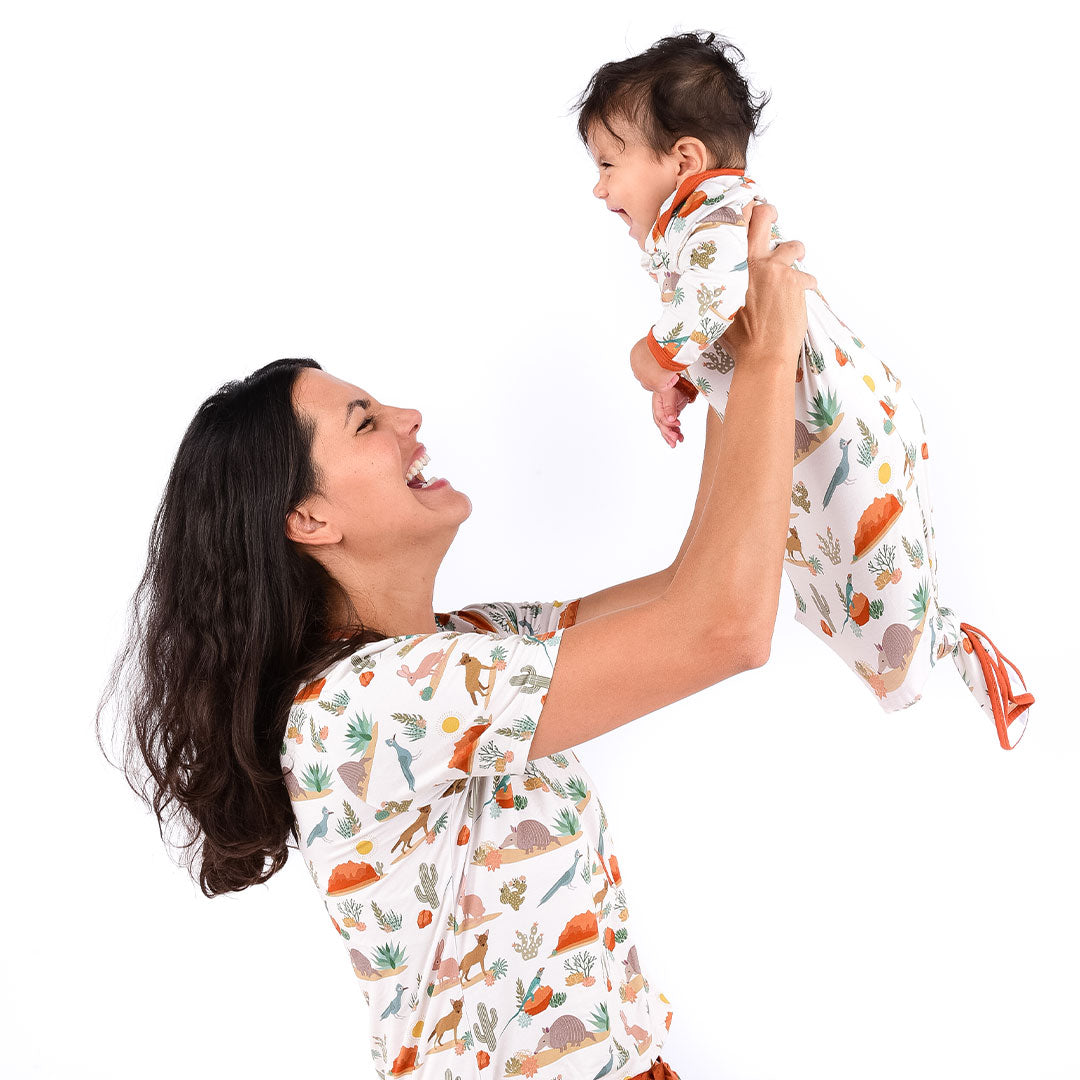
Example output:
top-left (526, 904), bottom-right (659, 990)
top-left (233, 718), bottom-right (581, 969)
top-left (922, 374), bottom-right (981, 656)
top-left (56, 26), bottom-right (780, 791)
top-left (2, 2), bottom-right (1075, 1078)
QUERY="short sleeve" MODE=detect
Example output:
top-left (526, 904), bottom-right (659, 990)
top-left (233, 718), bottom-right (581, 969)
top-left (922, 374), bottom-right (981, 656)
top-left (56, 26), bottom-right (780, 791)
top-left (300, 619), bottom-right (571, 807)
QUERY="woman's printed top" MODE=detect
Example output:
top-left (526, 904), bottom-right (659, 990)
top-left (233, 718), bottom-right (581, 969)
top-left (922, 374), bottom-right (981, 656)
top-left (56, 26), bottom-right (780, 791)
top-left (640, 169), bottom-right (1034, 748)
top-left (281, 599), bottom-right (675, 1079)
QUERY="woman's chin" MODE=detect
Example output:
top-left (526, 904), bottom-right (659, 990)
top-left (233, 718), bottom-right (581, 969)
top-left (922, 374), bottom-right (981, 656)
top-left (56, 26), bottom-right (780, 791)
top-left (441, 482), bottom-right (472, 520)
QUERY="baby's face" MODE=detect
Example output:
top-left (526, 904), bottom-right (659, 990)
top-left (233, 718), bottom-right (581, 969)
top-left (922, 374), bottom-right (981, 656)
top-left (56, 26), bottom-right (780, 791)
top-left (587, 117), bottom-right (681, 251)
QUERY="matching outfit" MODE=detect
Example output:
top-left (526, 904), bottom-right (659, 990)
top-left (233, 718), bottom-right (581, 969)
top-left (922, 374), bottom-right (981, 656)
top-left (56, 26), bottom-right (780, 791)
top-left (282, 599), bottom-right (674, 1080)
top-left (278, 168), bottom-right (1036, 1080)
top-left (642, 169), bottom-right (1033, 747)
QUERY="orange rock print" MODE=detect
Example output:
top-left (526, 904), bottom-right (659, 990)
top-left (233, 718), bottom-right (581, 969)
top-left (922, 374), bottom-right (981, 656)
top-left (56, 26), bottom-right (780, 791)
top-left (852, 493), bottom-right (905, 563)
top-left (294, 676), bottom-right (325, 703)
top-left (446, 721), bottom-right (492, 773)
top-left (389, 1044), bottom-right (419, 1075)
top-left (552, 910), bottom-right (600, 954)
top-left (327, 859), bottom-right (382, 896)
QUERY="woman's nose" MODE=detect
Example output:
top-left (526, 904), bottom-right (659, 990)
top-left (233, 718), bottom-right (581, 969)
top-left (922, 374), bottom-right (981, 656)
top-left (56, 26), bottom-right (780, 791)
top-left (393, 405), bottom-right (422, 435)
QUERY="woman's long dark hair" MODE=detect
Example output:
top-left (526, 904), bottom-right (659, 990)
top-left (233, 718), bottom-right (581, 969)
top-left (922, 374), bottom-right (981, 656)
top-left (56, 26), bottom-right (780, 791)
top-left (96, 358), bottom-right (386, 897)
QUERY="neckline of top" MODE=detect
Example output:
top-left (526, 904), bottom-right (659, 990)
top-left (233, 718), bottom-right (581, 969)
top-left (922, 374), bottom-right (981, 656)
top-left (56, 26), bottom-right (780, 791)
top-left (651, 168), bottom-right (748, 243)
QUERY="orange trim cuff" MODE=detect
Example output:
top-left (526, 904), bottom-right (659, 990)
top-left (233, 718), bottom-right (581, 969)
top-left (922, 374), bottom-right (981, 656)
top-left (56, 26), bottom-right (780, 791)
top-left (675, 375), bottom-right (699, 403)
top-left (646, 329), bottom-right (689, 372)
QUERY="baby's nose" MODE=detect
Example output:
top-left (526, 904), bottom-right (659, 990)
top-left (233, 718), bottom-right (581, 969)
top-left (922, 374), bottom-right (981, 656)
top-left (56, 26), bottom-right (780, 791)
top-left (592, 177), bottom-right (606, 199)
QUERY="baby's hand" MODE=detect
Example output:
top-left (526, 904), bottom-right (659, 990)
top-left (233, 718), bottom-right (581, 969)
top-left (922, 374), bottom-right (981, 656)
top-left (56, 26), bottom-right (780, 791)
top-left (630, 335), bottom-right (681, 394)
top-left (652, 380), bottom-right (695, 448)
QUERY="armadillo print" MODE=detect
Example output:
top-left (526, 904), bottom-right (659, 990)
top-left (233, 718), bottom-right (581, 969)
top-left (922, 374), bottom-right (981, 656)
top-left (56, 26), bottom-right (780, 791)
top-left (644, 172), bottom-right (1033, 748)
top-left (281, 600), bottom-right (674, 1079)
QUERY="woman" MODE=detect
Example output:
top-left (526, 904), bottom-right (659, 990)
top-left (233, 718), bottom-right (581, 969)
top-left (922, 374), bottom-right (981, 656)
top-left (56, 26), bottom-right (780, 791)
top-left (99, 203), bottom-right (813, 1079)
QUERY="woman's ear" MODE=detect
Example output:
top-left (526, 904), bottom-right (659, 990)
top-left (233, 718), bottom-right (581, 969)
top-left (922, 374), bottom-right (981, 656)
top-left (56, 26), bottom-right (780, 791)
top-left (285, 503), bottom-right (342, 547)
top-left (672, 136), bottom-right (710, 178)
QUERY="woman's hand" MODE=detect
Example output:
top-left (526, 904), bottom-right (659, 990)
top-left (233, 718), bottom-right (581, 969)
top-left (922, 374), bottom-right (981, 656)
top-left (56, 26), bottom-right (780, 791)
top-left (721, 201), bottom-right (817, 372)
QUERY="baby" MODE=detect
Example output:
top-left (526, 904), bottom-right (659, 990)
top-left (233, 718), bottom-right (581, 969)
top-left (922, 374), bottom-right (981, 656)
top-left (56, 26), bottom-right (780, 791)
top-left (574, 31), bottom-right (1034, 748)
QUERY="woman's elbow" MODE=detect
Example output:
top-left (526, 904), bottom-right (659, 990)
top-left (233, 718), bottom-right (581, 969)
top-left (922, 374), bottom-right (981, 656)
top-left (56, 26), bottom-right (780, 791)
top-left (738, 597), bottom-right (782, 670)
top-left (744, 636), bottom-right (772, 670)
top-left (719, 625), bottom-right (773, 673)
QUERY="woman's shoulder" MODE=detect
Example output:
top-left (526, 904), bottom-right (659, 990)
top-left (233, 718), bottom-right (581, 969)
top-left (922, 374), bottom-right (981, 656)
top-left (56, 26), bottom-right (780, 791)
top-left (291, 598), bottom-right (577, 700)
top-left (282, 599), bottom-right (580, 806)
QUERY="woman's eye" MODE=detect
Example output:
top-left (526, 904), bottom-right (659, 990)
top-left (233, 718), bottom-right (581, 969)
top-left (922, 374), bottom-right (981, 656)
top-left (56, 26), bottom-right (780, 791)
top-left (356, 416), bottom-right (374, 433)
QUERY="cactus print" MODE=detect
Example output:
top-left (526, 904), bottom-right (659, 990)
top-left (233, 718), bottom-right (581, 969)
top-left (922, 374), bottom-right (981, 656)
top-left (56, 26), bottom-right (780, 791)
top-left (282, 600), bottom-right (674, 1079)
top-left (642, 171), bottom-right (1034, 748)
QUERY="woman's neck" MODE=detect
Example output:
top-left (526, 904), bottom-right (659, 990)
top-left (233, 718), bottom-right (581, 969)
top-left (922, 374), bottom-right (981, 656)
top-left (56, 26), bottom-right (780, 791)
top-left (325, 556), bottom-right (442, 638)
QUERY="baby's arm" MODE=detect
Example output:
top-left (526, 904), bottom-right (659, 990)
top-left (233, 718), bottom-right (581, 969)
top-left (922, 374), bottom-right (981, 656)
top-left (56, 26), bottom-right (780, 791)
top-left (635, 218), bottom-right (750, 445)
top-left (628, 335), bottom-right (699, 447)
top-left (645, 218), bottom-right (751, 379)
top-left (630, 335), bottom-right (684, 392)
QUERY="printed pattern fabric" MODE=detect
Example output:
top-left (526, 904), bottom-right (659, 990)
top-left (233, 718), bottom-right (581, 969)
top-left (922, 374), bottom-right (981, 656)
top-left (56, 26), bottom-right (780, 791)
top-left (643, 170), bottom-right (1034, 748)
top-left (281, 599), bottom-right (674, 1079)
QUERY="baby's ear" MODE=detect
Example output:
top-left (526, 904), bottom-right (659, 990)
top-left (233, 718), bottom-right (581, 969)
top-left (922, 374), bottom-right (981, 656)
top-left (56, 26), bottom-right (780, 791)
top-left (672, 135), bottom-right (710, 177)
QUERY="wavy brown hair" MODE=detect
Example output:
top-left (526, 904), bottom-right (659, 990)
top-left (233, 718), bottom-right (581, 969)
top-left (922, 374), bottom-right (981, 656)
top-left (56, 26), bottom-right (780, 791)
top-left (96, 358), bottom-right (386, 897)
top-left (573, 30), bottom-right (770, 170)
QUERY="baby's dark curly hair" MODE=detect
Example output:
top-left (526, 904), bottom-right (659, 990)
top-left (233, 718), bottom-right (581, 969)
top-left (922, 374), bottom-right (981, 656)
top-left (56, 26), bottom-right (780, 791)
top-left (573, 30), bottom-right (769, 170)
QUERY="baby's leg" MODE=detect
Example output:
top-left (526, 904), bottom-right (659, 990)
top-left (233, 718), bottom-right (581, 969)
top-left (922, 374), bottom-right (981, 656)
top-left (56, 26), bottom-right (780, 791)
top-left (777, 312), bottom-right (1034, 746)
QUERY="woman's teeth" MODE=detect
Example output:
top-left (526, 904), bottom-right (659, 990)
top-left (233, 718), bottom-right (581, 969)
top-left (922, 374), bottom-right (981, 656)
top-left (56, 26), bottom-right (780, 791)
top-left (404, 452), bottom-right (430, 484)
top-left (406, 452), bottom-right (443, 488)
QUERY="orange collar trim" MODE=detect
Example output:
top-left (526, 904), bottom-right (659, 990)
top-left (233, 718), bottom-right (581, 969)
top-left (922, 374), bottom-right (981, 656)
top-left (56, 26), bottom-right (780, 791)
top-left (652, 168), bottom-right (746, 242)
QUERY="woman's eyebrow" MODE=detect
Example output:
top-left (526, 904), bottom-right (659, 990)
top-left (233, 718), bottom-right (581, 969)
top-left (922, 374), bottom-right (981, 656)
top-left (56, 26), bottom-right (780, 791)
top-left (344, 398), bottom-right (371, 427)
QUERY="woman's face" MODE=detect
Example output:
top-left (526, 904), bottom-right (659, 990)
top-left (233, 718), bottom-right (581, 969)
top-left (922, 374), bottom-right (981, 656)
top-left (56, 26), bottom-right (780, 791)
top-left (288, 367), bottom-right (472, 560)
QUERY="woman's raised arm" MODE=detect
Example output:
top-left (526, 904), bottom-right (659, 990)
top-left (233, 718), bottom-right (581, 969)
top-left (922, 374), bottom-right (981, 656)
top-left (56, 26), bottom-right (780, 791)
top-left (529, 203), bottom-right (814, 760)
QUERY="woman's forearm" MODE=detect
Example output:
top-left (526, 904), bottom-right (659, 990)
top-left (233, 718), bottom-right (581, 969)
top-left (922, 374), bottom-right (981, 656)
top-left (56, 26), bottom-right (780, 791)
top-left (669, 403), bottom-right (724, 573)
top-left (581, 204), bottom-right (806, 641)
top-left (666, 362), bottom-right (796, 654)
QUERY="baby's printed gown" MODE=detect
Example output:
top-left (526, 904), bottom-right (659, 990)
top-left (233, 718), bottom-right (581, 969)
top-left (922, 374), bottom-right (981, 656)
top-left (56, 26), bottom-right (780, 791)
top-left (644, 170), bottom-right (1034, 747)
top-left (281, 600), bottom-right (674, 1080)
